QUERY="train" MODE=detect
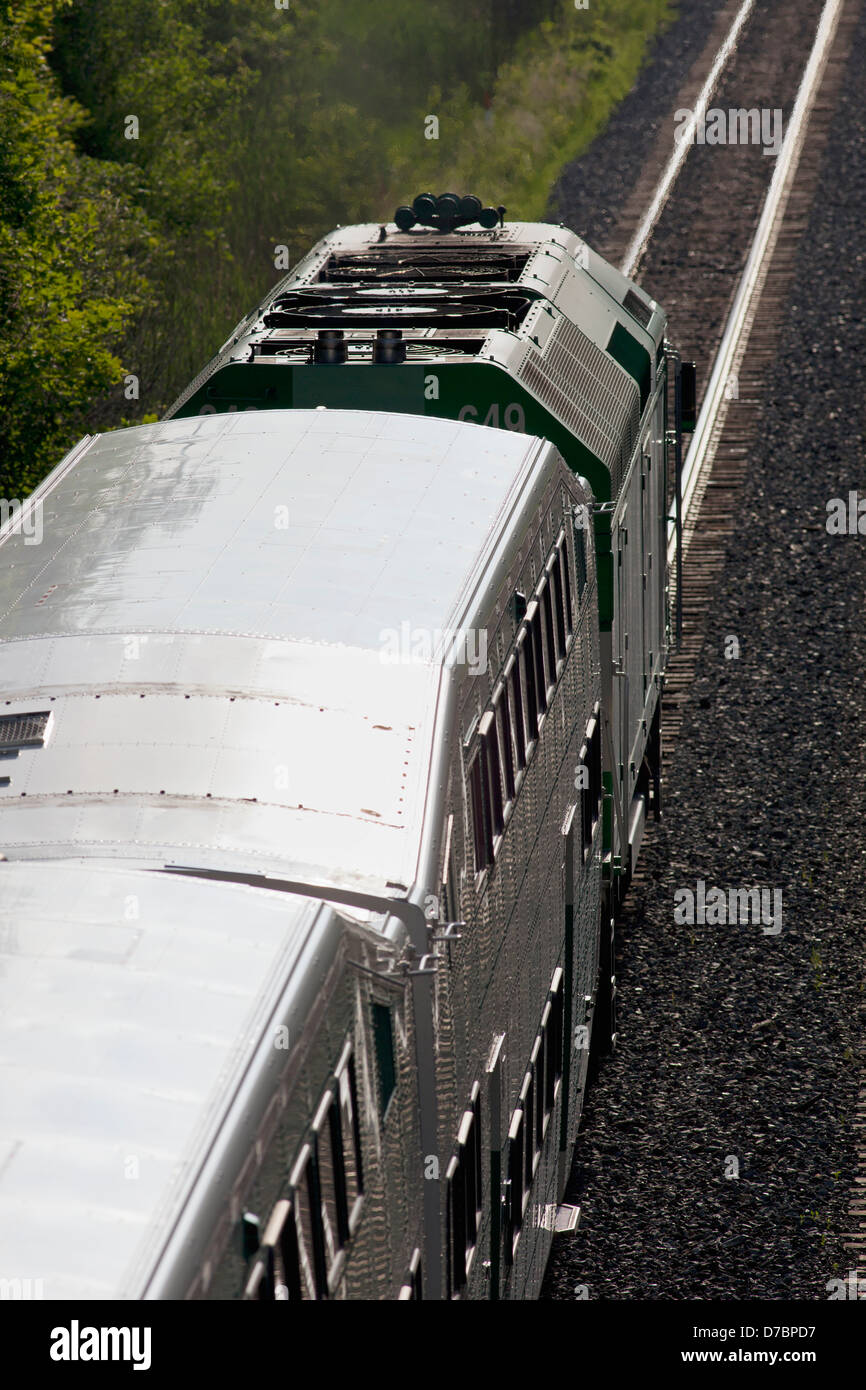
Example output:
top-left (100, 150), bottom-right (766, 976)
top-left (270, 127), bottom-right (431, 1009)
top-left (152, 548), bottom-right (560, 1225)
top-left (0, 194), bottom-right (694, 1300)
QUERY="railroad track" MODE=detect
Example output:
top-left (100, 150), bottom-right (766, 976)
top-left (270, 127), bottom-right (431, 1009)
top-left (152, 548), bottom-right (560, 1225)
top-left (576, 0), bottom-right (854, 761)
top-left (634, 0), bottom-right (865, 1285)
top-left (571, 0), bottom-right (849, 814)
top-left (653, 0), bottom-right (850, 752)
top-left (592, 0), bottom-right (846, 810)
top-left (545, 0), bottom-right (864, 1298)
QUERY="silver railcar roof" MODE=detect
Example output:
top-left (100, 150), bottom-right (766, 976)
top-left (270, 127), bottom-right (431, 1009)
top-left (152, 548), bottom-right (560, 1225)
top-left (0, 859), bottom-right (350, 1299)
top-left (0, 410), bottom-right (583, 1299)
top-left (0, 410), bottom-right (553, 895)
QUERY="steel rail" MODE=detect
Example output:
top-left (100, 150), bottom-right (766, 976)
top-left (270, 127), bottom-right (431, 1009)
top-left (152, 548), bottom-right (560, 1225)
top-left (620, 0), bottom-right (756, 279)
top-left (666, 0), bottom-right (845, 573)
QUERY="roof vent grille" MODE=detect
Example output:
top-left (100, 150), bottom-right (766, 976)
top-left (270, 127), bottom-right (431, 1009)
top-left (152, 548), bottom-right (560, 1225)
top-left (623, 288), bottom-right (653, 329)
top-left (0, 710), bottom-right (52, 751)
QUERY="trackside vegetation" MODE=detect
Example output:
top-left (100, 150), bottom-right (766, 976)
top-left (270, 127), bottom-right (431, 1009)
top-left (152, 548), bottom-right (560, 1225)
top-left (0, 0), bottom-right (672, 498)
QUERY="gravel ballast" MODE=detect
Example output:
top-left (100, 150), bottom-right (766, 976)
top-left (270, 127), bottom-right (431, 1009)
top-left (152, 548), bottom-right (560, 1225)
top-left (542, 1), bottom-right (866, 1301)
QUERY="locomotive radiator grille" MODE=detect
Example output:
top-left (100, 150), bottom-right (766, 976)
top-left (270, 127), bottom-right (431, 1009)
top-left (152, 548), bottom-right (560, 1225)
top-left (518, 316), bottom-right (640, 494)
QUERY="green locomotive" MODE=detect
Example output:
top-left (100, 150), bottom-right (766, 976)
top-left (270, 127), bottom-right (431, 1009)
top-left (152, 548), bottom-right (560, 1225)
top-left (167, 192), bottom-right (696, 1041)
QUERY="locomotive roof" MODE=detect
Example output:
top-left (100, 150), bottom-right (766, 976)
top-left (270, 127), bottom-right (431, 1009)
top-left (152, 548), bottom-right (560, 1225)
top-left (0, 409), bottom-right (559, 897)
top-left (0, 857), bottom-right (354, 1298)
top-left (164, 221), bottom-right (663, 505)
top-left (279, 218), bottom-right (661, 335)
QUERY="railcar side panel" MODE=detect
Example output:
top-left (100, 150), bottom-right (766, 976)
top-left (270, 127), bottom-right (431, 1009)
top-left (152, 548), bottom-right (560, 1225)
top-left (430, 468), bottom-right (601, 1300)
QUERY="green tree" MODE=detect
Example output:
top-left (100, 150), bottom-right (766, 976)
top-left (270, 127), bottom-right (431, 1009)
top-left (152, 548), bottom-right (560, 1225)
top-left (0, 0), bottom-right (151, 495)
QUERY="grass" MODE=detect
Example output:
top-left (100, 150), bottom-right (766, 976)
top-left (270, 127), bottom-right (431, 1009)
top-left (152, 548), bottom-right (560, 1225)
top-left (384, 0), bottom-right (675, 223)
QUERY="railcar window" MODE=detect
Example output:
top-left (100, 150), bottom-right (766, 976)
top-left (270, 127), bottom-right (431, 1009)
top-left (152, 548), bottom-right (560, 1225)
top-left (526, 643), bottom-right (538, 736)
top-left (579, 737), bottom-right (592, 857)
top-left (541, 1032), bottom-right (551, 1141)
top-left (550, 549), bottom-right (567, 659)
top-left (559, 536), bottom-right (574, 635)
top-left (458, 1110), bottom-right (478, 1252)
top-left (530, 1036), bottom-right (544, 1155)
top-left (573, 524), bottom-right (588, 602)
top-left (542, 577), bottom-right (558, 677)
top-left (480, 711), bottom-right (504, 840)
top-left (540, 1001), bottom-right (554, 1119)
top-left (580, 711), bottom-right (602, 860)
top-left (527, 600), bottom-right (548, 717)
top-left (275, 1199), bottom-right (303, 1301)
top-left (290, 1145), bottom-right (327, 1299)
top-left (548, 969), bottom-right (565, 1099)
top-left (470, 1081), bottom-right (483, 1238)
top-left (516, 631), bottom-right (537, 746)
top-left (591, 717), bottom-right (602, 823)
top-left (336, 1044), bottom-right (364, 1225)
top-left (441, 813), bottom-right (458, 922)
top-left (313, 1093), bottom-right (338, 1264)
top-left (508, 652), bottom-right (527, 768)
top-left (495, 686), bottom-right (516, 804)
top-left (446, 1085), bottom-right (483, 1296)
top-left (505, 1106), bottom-right (525, 1261)
top-left (469, 748), bottom-right (493, 873)
top-left (313, 1088), bottom-right (353, 1282)
top-left (240, 1209), bottom-right (261, 1262)
top-left (446, 1153), bottom-right (466, 1294)
top-left (372, 1003), bottom-right (397, 1118)
top-left (243, 1198), bottom-right (302, 1302)
top-left (520, 1069), bottom-right (535, 1194)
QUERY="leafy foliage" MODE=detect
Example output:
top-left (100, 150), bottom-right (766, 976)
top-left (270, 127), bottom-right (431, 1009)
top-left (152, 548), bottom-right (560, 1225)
top-left (0, 0), bottom-right (152, 494)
